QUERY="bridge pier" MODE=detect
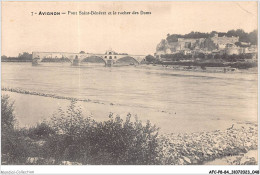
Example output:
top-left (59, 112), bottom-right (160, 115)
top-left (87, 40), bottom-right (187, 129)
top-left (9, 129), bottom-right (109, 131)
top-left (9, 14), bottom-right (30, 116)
top-left (32, 58), bottom-right (39, 66)
top-left (72, 56), bottom-right (80, 66)
top-left (106, 60), bottom-right (113, 67)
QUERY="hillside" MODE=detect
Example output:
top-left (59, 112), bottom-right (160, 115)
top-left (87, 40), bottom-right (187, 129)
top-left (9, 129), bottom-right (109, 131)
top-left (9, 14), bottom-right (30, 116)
top-left (156, 29), bottom-right (257, 53)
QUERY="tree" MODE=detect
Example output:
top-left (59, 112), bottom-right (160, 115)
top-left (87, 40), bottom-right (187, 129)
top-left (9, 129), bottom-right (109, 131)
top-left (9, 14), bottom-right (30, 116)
top-left (226, 29), bottom-right (237, 37)
top-left (145, 55), bottom-right (156, 63)
top-left (198, 53), bottom-right (205, 59)
top-left (156, 39), bottom-right (168, 51)
top-left (214, 54), bottom-right (220, 59)
top-left (207, 54), bottom-right (213, 59)
top-left (1, 55), bottom-right (8, 60)
top-left (80, 51), bottom-right (85, 54)
top-left (166, 35), bottom-right (178, 43)
top-left (1, 95), bottom-right (15, 131)
top-left (248, 30), bottom-right (257, 45)
top-left (210, 31), bottom-right (218, 37)
top-left (222, 53), bottom-right (228, 61)
top-left (18, 52), bottom-right (32, 60)
top-left (235, 29), bottom-right (248, 43)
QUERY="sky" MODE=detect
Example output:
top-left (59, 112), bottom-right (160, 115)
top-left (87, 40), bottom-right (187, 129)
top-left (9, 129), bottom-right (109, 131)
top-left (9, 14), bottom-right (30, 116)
top-left (2, 1), bottom-right (258, 57)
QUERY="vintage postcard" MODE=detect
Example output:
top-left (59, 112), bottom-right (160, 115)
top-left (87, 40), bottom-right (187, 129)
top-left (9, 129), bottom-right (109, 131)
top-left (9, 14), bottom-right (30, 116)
top-left (1, 1), bottom-right (259, 174)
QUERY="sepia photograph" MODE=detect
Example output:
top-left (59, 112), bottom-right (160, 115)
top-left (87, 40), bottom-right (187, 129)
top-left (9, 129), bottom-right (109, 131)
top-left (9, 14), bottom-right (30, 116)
top-left (0, 1), bottom-right (259, 173)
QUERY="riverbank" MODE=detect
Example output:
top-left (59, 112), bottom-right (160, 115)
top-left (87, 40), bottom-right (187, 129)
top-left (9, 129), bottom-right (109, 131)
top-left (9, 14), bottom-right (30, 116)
top-left (2, 89), bottom-right (256, 134)
top-left (3, 122), bottom-right (257, 165)
top-left (1, 93), bottom-right (258, 165)
top-left (205, 150), bottom-right (258, 165)
top-left (153, 59), bottom-right (257, 71)
top-left (159, 122), bottom-right (258, 165)
top-left (1, 60), bottom-right (32, 62)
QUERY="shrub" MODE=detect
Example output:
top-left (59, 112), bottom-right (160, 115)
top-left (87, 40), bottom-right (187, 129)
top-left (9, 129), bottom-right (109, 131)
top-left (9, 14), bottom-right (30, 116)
top-left (2, 98), bottom-right (162, 165)
top-left (45, 101), bottom-right (95, 162)
top-left (45, 101), bottom-right (160, 165)
top-left (145, 55), bottom-right (157, 63)
top-left (1, 95), bottom-right (16, 131)
top-left (230, 62), bottom-right (257, 69)
top-left (2, 130), bottom-right (32, 164)
top-left (27, 122), bottom-right (55, 140)
top-left (90, 113), bottom-right (160, 165)
top-left (1, 95), bottom-right (31, 164)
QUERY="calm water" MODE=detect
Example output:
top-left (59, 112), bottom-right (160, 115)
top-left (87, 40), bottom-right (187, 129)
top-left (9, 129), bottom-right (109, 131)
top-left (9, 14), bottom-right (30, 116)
top-left (1, 62), bottom-right (258, 132)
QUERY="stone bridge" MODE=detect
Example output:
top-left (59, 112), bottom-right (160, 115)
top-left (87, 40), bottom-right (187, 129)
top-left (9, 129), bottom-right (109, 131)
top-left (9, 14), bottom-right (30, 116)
top-left (32, 50), bottom-right (146, 66)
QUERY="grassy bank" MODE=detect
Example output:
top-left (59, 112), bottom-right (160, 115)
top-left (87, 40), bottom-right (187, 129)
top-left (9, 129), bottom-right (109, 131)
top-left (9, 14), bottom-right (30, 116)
top-left (1, 95), bottom-right (258, 165)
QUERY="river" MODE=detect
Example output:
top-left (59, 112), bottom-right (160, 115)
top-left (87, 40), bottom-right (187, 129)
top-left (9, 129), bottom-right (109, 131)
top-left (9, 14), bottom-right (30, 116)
top-left (1, 62), bottom-right (258, 133)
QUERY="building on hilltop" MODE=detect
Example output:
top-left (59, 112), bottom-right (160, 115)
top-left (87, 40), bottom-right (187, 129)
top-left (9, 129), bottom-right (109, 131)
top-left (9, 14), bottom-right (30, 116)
top-left (155, 32), bottom-right (258, 59)
top-left (211, 33), bottom-right (239, 48)
top-left (225, 44), bottom-right (241, 55)
top-left (177, 38), bottom-right (206, 50)
top-left (244, 45), bottom-right (257, 54)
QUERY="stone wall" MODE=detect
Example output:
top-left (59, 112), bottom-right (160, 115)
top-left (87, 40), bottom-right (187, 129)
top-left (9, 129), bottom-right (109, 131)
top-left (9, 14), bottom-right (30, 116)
top-left (211, 36), bottom-right (239, 45)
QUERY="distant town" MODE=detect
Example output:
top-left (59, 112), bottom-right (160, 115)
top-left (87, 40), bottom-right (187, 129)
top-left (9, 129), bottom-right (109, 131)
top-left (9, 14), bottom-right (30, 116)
top-left (1, 29), bottom-right (258, 69)
top-left (155, 29), bottom-right (257, 61)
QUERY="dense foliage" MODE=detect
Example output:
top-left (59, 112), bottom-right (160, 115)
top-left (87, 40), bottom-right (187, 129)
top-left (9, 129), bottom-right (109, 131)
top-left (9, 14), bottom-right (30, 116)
top-left (2, 98), bottom-right (160, 165)
top-left (161, 53), bottom-right (255, 62)
top-left (145, 55), bottom-right (157, 63)
top-left (2, 52), bottom-right (32, 62)
top-left (166, 29), bottom-right (257, 45)
top-left (160, 52), bottom-right (257, 69)
top-left (1, 95), bottom-right (16, 131)
top-left (46, 102), bottom-right (160, 164)
top-left (1, 95), bottom-right (33, 164)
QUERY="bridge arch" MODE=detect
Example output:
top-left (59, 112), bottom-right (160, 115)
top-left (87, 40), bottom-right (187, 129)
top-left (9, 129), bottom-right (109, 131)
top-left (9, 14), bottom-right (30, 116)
top-left (81, 56), bottom-right (106, 65)
top-left (115, 56), bottom-right (139, 65)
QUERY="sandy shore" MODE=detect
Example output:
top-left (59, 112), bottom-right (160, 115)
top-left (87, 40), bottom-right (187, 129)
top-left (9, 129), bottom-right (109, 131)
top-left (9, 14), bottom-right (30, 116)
top-left (2, 88), bottom-right (255, 134)
top-left (2, 89), bottom-right (258, 165)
